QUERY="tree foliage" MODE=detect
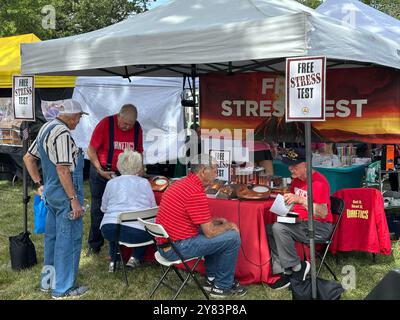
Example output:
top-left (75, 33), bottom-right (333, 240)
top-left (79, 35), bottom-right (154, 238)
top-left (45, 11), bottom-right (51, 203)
top-left (0, 0), bottom-right (155, 40)
top-left (296, 0), bottom-right (400, 19)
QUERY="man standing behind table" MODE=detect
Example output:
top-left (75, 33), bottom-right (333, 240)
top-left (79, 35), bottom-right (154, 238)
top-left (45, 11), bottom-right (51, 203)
top-left (156, 154), bottom-right (247, 299)
top-left (23, 99), bottom-right (89, 298)
top-left (266, 147), bottom-right (333, 290)
top-left (86, 104), bottom-right (143, 256)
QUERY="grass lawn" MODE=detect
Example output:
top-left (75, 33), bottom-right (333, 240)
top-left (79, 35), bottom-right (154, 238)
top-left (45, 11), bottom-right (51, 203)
top-left (0, 179), bottom-right (399, 300)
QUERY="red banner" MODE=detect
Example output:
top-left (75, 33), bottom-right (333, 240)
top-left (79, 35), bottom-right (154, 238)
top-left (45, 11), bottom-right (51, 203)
top-left (200, 67), bottom-right (400, 144)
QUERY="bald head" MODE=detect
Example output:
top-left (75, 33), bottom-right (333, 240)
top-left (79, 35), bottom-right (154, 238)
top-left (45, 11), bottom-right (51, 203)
top-left (117, 104), bottom-right (137, 131)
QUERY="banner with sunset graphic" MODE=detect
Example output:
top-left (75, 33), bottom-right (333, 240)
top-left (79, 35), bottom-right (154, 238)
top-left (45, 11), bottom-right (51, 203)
top-left (200, 67), bottom-right (400, 144)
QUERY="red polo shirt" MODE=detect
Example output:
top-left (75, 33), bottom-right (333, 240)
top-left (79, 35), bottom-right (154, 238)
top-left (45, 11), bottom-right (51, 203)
top-left (89, 115), bottom-right (143, 171)
top-left (156, 173), bottom-right (212, 243)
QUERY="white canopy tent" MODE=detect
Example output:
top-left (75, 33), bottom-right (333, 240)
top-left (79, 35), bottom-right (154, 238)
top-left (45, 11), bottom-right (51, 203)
top-left (316, 0), bottom-right (400, 43)
top-left (21, 0), bottom-right (400, 78)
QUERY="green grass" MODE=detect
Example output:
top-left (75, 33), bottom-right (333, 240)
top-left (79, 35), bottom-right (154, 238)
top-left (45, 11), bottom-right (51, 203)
top-left (0, 179), bottom-right (399, 300)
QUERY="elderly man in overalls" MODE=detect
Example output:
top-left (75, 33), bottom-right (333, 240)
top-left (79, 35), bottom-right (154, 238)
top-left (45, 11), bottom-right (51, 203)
top-left (23, 100), bottom-right (88, 299)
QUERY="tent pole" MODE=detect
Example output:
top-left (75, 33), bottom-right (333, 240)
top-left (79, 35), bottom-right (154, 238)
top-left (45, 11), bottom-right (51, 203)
top-left (22, 122), bottom-right (30, 234)
top-left (305, 121), bottom-right (317, 299)
top-left (191, 65), bottom-right (197, 128)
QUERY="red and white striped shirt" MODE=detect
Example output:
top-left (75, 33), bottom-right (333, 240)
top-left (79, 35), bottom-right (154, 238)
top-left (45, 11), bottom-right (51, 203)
top-left (156, 173), bottom-right (212, 243)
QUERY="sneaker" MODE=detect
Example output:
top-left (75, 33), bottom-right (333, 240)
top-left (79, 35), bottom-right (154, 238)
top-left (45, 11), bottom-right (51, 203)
top-left (210, 282), bottom-right (247, 299)
top-left (203, 278), bottom-right (242, 293)
top-left (52, 286), bottom-right (89, 299)
top-left (126, 256), bottom-right (143, 268)
top-left (108, 261), bottom-right (120, 273)
top-left (292, 261), bottom-right (311, 281)
top-left (40, 287), bottom-right (51, 293)
top-left (86, 247), bottom-right (100, 257)
top-left (268, 275), bottom-right (290, 290)
top-left (202, 278), bottom-right (214, 292)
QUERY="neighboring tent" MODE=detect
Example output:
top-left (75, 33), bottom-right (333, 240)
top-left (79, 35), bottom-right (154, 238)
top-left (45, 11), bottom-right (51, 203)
top-left (21, 0), bottom-right (400, 77)
top-left (316, 0), bottom-right (400, 43)
top-left (0, 33), bottom-right (75, 88)
top-left (0, 34), bottom-right (76, 179)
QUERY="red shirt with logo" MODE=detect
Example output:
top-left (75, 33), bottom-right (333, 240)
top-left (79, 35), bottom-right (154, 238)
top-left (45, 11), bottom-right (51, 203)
top-left (156, 173), bottom-right (212, 244)
top-left (89, 115), bottom-right (143, 171)
top-left (291, 171), bottom-right (332, 223)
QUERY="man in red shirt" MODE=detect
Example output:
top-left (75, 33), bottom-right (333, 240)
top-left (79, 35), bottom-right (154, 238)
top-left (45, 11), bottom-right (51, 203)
top-left (156, 154), bottom-right (247, 298)
top-left (267, 147), bottom-right (333, 290)
top-left (86, 104), bottom-right (143, 256)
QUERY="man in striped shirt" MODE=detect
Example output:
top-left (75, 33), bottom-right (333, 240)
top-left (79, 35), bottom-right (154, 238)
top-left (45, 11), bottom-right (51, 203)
top-left (156, 154), bottom-right (247, 298)
top-left (23, 100), bottom-right (88, 299)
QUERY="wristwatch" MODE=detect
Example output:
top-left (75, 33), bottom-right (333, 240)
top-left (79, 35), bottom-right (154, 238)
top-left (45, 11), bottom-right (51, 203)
top-left (69, 195), bottom-right (78, 201)
top-left (34, 180), bottom-right (43, 189)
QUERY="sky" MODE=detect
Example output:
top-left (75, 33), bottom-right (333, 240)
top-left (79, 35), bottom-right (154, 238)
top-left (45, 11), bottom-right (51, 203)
top-left (147, 0), bottom-right (171, 10)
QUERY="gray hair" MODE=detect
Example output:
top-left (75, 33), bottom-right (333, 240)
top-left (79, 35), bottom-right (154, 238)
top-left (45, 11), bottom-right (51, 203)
top-left (117, 149), bottom-right (143, 175)
top-left (189, 154), bottom-right (216, 173)
top-left (119, 104), bottom-right (137, 123)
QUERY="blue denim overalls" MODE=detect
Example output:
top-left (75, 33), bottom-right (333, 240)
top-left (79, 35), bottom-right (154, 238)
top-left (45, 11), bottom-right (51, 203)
top-left (38, 120), bottom-right (84, 296)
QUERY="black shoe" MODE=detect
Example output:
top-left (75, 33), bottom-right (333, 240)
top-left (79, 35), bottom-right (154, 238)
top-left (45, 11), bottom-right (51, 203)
top-left (86, 247), bottom-right (100, 257)
top-left (203, 278), bottom-right (241, 293)
top-left (202, 278), bottom-right (214, 292)
top-left (126, 257), bottom-right (144, 268)
top-left (210, 282), bottom-right (247, 299)
top-left (268, 275), bottom-right (290, 290)
top-left (291, 261), bottom-right (311, 281)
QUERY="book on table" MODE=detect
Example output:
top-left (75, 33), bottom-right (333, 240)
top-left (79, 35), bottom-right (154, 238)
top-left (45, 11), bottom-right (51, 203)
top-left (277, 213), bottom-right (299, 224)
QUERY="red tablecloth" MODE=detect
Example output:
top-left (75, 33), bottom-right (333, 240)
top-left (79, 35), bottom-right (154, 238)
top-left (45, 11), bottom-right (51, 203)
top-left (154, 192), bottom-right (280, 285)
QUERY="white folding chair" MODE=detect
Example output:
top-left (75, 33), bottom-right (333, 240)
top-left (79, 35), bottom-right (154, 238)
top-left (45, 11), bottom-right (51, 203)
top-left (114, 207), bottom-right (158, 286)
top-left (137, 217), bottom-right (209, 300)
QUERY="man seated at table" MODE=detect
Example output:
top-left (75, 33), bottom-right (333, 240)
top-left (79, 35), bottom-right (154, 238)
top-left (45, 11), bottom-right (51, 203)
top-left (266, 147), bottom-right (333, 290)
top-left (156, 154), bottom-right (247, 299)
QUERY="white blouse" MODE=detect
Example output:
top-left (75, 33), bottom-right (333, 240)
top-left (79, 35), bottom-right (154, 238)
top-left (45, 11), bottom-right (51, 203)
top-left (100, 175), bottom-right (157, 230)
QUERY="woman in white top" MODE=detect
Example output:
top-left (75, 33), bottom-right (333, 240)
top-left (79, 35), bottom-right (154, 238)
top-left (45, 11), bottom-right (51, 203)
top-left (100, 149), bottom-right (156, 272)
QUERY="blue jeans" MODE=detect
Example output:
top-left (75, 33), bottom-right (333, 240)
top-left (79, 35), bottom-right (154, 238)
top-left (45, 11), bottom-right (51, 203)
top-left (101, 224), bottom-right (153, 261)
top-left (159, 230), bottom-right (241, 289)
top-left (42, 199), bottom-right (83, 297)
top-left (88, 164), bottom-right (107, 251)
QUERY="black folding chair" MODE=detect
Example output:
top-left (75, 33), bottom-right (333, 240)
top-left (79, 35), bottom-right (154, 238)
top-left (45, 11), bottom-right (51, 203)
top-left (137, 217), bottom-right (209, 300)
top-left (114, 207), bottom-right (158, 286)
top-left (302, 196), bottom-right (345, 280)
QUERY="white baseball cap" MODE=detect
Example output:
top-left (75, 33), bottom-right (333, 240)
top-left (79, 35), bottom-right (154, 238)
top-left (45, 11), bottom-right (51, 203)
top-left (58, 100), bottom-right (89, 115)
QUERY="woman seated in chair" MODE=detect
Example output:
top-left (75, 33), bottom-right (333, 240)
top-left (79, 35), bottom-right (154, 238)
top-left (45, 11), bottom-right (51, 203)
top-left (100, 149), bottom-right (156, 272)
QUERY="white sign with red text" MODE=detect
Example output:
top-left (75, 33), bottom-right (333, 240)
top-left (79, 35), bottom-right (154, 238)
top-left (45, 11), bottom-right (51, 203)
top-left (286, 56), bottom-right (326, 122)
top-left (12, 75), bottom-right (35, 121)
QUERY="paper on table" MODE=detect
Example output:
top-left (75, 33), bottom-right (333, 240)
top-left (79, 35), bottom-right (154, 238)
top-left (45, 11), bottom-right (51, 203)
top-left (270, 194), bottom-right (293, 216)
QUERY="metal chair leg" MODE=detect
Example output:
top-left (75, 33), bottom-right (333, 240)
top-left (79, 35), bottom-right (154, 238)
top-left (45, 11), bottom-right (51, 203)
top-left (173, 258), bottom-right (209, 300)
top-left (150, 266), bottom-right (172, 298)
top-left (117, 244), bottom-right (129, 286)
top-left (317, 247), bottom-right (338, 281)
top-left (172, 266), bottom-right (185, 282)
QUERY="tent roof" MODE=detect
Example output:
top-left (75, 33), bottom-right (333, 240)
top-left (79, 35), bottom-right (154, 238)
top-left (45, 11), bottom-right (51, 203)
top-left (21, 0), bottom-right (400, 77)
top-left (316, 0), bottom-right (400, 43)
top-left (0, 33), bottom-right (75, 88)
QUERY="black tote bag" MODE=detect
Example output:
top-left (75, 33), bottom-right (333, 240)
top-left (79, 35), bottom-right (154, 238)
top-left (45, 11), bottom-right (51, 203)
top-left (290, 277), bottom-right (345, 300)
top-left (9, 232), bottom-right (37, 270)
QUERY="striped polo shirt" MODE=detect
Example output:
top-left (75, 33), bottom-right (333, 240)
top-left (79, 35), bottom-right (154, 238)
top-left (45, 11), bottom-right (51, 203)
top-left (28, 118), bottom-right (79, 172)
top-left (156, 173), bottom-right (212, 243)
